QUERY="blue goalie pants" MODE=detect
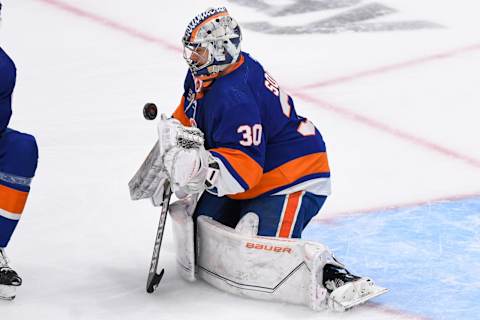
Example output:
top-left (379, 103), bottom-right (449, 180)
top-left (0, 128), bottom-right (38, 247)
top-left (193, 190), bottom-right (327, 238)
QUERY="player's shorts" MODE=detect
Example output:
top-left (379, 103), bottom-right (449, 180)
top-left (0, 128), bottom-right (38, 247)
top-left (193, 190), bottom-right (327, 238)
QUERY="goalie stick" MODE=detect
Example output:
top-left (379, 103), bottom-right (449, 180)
top-left (129, 103), bottom-right (205, 293)
top-left (146, 178), bottom-right (172, 293)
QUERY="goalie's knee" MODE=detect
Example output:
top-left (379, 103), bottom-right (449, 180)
top-left (0, 129), bottom-right (38, 180)
top-left (234, 212), bottom-right (259, 236)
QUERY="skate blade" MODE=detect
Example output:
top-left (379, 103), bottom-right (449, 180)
top-left (331, 286), bottom-right (389, 311)
top-left (0, 285), bottom-right (16, 301)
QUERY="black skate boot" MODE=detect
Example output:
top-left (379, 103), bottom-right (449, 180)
top-left (322, 263), bottom-right (361, 294)
top-left (322, 262), bottom-right (388, 311)
top-left (0, 248), bottom-right (21, 300)
top-left (0, 267), bottom-right (22, 286)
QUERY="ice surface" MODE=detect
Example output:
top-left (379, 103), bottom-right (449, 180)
top-left (1, 0), bottom-right (479, 319)
top-left (304, 198), bottom-right (480, 320)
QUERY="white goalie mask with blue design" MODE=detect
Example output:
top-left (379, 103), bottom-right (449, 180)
top-left (182, 7), bottom-right (242, 78)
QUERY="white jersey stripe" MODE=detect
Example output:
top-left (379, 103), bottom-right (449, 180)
top-left (210, 155), bottom-right (245, 197)
top-left (0, 208), bottom-right (21, 221)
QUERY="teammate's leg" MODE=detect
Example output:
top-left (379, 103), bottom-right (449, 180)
top-left (0, 129), bottom-right (38, 247)
top-left (0, 128), bottom-right (38, 299)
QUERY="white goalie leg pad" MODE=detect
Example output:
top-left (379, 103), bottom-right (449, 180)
top-left (169, 196), bottom-right (197, 282)
top-left (0, 285), bottom-right (16, 301)
top-left (196, 215), bottom-right (335, 311)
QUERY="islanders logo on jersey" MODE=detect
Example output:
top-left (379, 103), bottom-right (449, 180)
top-left (186, 88), bottom-right (195, 103)
top-left (183, 7), bottom-right (228, 42)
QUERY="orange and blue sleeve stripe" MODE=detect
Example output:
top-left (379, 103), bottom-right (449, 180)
top-left (230, 152), bottom-right (330, 200)
top-left (210, 147), bottom-right (263, 193)
top-left (172, 96), bottom-right (191, 127)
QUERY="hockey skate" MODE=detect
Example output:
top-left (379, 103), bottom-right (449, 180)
top-left (323, 263), bottom-right (388, 311)
top-left (0, 248), bottom-right (22, 301)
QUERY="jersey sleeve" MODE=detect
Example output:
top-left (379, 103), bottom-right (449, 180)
top-left (207, 90), bottom-right (265, 197)
top-left (171, 96), bottom-right (190, 127)
top-left (171, 71), bottom-right (193, 127)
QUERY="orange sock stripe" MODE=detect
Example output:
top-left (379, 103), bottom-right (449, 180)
top-left (277, 191), bottom-right (303, 238)
top-left (0, 184), bottom-right (28, 214)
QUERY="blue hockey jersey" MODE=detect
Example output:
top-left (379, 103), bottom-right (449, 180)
top-left (173, 52), bottom-right (331, 199)
top-left (0, 47), bottom-right (16, 133)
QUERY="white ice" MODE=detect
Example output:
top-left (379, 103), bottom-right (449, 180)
top-left (1, 0), bottom-right (479, 319)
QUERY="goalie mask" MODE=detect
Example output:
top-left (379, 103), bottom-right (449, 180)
top-left (182, 7), bottom-right (242, 78)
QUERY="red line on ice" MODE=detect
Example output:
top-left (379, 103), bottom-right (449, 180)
top-left (289, 91), bottom-right (480, 169)
top-left (32, 2), bottom-right (467, 319)
top-left (36, 0), bottom-right (480, 168)
top-left (37, 0), bottom-right (181, 54)
top-left (36, 0), bottom-right (480, 173)
top-left (297, 43), bottom-right (480, 90)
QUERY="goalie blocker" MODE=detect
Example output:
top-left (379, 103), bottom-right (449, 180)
top-left (169, 200), bottom-right (388, 312)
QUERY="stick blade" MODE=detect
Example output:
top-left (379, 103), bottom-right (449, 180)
top-left (146, 269), bottom-right (165, 293)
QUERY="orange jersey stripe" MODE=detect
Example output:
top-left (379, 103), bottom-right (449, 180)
top-left (210, 147), bottom-right (263, 189)
top-left (278, 191), bottom-right (303, 238)
top-left (190, 12), bottom-right (229, 42)
top-left (195, 55), bottom-right (245, 98)
top-left (230, 152), bottom-right (330, 200)
top-left (172, 96), bottom-right (191, 127)
top-left (0, 184), bottom-right (28, 214)
top-left (196, 54), bottom-right (245, 84)
top-left (220, 54), bottom-right (244, 77)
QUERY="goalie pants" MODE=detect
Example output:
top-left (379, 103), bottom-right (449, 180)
top-left (0, 128), bottom-right (38, 247)
top-left (193, 191), bottom-right (327, 238)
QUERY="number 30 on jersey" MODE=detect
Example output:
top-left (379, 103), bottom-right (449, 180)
top-left (238, 124), bottom-right (262, 146)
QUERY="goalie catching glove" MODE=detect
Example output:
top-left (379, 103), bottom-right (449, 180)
top-left (163, 144), bottom-right (219, 195)
top-left (158, 117), bottom-right (219, 195)
top-left (129, 115), bottom-right (219, 204)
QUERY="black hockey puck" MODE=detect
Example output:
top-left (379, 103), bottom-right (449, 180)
top-left (143, 103), bottom-right (158, 120)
